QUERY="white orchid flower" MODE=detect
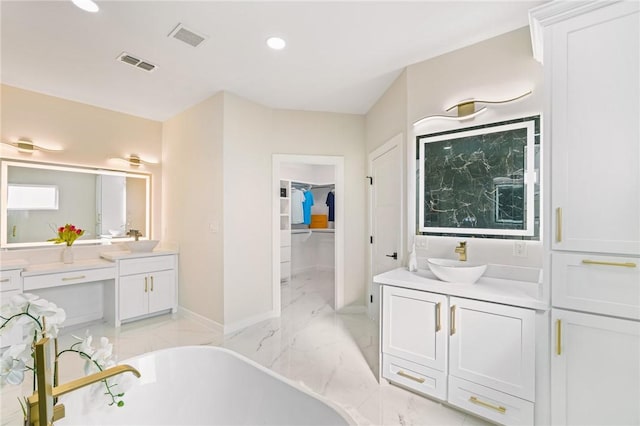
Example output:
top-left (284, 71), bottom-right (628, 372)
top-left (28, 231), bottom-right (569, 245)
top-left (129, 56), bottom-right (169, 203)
top-left (0, 344), bottom-right (30, 386)
top-left (42, 304), bottom-right (66, 338)
top-left (91, 337), bottom-right (114, 368)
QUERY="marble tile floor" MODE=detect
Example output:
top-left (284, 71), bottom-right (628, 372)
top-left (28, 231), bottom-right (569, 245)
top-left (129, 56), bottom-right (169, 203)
top-left (1, 270), bottom-right (492, 426)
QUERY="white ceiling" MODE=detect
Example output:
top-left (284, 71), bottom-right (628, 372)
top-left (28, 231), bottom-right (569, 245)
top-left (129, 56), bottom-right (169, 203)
top-left (0, 1), bottom-right (544, 122)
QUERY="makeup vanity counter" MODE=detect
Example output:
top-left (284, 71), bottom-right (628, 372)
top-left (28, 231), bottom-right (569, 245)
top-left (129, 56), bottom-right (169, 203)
top-left (375, 267), bottom-right (549, 426)
top-left (0, 248), bottom-right (178, 328)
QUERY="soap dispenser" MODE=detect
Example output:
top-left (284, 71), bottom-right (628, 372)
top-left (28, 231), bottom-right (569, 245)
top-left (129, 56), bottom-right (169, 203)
top-left (408, 241), bottom-right (418, 272)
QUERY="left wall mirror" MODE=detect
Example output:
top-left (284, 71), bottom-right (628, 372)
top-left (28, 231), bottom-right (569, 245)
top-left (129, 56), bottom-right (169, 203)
top-left (0, 160), bottom-right (150, 248)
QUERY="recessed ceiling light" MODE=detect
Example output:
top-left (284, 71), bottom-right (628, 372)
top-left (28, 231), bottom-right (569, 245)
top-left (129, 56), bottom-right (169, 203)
top-left (71, 0), bottom-right (99, 13)
top-left (266, 37), bottom-right (286, 50)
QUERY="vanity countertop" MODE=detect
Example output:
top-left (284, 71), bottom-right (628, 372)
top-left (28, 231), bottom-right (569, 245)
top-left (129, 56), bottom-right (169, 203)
top-left (21, 258), bottom-right (115, 277)
top-left (375, 267), bottom-right (548, 311)
top-left (0, 259), bottom-right (29, 271)
top-left (100, 248), bottom-right (178, 261)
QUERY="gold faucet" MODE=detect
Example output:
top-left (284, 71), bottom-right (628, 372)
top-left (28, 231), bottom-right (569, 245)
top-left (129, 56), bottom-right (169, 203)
top-left (126, 229), bottom-right (142, 241)
top-left (28, 337), bottom-right (141, 426)
top-left (454, 241), bottom-right (467, 261)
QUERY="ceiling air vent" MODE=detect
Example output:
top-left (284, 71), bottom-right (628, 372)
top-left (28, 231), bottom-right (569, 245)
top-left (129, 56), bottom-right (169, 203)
top-left (116, 52), bottom-right (157, 72)
top-left (168, 23), bottom-right (207, 48)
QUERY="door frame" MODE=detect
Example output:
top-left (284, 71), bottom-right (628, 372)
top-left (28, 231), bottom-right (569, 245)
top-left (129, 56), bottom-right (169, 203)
top-left (272, 154), bottom-right (345, 316)
top-left (368, 134), bottom-right (404, 320)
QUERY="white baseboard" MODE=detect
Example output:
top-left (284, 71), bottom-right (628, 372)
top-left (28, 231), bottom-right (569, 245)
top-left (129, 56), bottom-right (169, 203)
top-left (177, 306), bottom-right (224, 334)
top-left (338, 304), bottom-right (366, 314)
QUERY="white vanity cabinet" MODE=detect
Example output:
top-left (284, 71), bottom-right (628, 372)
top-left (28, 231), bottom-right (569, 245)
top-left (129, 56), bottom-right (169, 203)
top-left (116, 254), bottom-right (177, 322)
top-left (0, 266), bottom-right (24, 348)
top-left (381, 284), bottom-right (537, 425)
top-left (551, 309), bottom-right (640, 425)
top-left (382, 286), bottom-right (448, 399)
top-left (448, 297), bottom-right (535, 425)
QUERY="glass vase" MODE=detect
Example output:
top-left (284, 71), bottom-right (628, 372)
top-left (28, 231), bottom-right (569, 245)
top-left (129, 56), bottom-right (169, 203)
top-left (62, 246), bottom-right (74, 264)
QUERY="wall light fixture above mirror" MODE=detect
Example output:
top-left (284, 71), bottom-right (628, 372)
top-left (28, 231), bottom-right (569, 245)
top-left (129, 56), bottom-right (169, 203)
top-left (111, 154), bottom-right (159, 167)
top-left (0, 160), bottom-right (151, 248)
top-left (1, 138), bottom-right (64, 153)
top-left (413, 90), bottom-right (532, 125)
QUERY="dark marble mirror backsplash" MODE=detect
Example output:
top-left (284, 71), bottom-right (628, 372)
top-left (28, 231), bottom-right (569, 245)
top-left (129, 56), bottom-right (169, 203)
top-left (417, 116), bottom-right (540, 240)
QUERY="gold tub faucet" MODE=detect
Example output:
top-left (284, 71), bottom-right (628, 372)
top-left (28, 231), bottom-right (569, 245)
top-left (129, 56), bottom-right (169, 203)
top-left (28, 337), bottom-right (141, 426)
top-left (454, 241), bottom-right (467, 261)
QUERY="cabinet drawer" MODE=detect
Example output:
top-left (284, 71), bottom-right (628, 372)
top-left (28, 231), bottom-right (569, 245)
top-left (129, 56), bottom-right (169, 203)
top-left (24, 267), bottom-right (114, 291)
top-left (0, 269), bottom-right (22, 292)
top-left (552, 252), bottom-right (640, 320)
top-left (280, 246), bottom-right (291, 263)
top-left (383, 354), bottom-right (447, 400)
top-left (448, 376), bottom-right (534, 426)
top-left (120, 255), bottom-right (175, 276)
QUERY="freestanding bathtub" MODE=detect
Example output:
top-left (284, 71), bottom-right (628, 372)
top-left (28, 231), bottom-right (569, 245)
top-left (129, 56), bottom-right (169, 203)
top-left (57, 346), bottom-right (355, 425)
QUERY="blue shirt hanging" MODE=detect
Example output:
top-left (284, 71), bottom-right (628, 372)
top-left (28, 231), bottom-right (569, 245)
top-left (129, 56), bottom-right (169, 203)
top-left (326, 191), bottom-right (335, 222)
top-left (302, 190), bottom-right (314, 225)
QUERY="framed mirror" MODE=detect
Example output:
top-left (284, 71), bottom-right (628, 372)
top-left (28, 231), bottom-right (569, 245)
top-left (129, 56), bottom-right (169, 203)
top-left (417, 115), bottom-right (540, 239)
top-left (1, 160), bottom-right (150, 248)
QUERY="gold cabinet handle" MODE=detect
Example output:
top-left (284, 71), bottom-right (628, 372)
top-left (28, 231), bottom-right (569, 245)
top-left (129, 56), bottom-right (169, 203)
top-left (582, 259), bottom-right (637, 268)
top-left (12, 225), bottom-right (17, 238)
top-left (435, 302), bottom-right (441, 332)
top-left (62, 275), bottom-right (86, 281)
top-left (556, 207), bottom-right (562, 242)
top-left (556, 319), bottom-right (562, 356)
top-left (469, 396), bottom-right (506, 414)
top-left (150, 276), bottom-right (154, 292)
top-left (144, 276), bottom-right (148, 293)
top-left (450, 305), bottom-right (456, 336)
top-left (397, 370), bottom-right (426, 384)
top-left (0, 278), bottom-right (9, 283)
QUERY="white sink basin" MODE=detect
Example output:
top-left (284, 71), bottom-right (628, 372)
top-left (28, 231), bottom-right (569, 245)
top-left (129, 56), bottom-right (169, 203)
top-left (427, 258), bottom-right (487, 284)
top-left (125, 240), bottom-right (159, 253)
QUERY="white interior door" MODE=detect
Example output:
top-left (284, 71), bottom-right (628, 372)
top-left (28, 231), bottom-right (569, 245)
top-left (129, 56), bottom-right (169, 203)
top-left (369, 134), bottom-right (402, 321)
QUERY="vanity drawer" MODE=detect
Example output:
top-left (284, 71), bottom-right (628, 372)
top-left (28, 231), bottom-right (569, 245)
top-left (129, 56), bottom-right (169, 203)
top-left (0, 269), bottom-right (22, 292)
top-left (383, 354), bottom-right (447, 401)
top-left (448, 376), bottom-right (534, 426)
top-left (552, 252), bottom-right (640, 320)
top-left (23, 267), bottom-right (115, 291)
top-left (119, 255), bottom-right (176, 276)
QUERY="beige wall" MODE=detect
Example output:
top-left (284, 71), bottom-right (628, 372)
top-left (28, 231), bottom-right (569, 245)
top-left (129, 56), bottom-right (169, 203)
top-left (162, 91), bottom-right (366, 328)
top-left (162, 93), bottom-right (225, 324)
top-left (221, 92), bottom-right (273, 325)
top-left (365, 27), bottom-right (544, 268)
top-left (0, 84), bottom-right (163, 239)
top-left (271, 108), bottom-right (366, 309)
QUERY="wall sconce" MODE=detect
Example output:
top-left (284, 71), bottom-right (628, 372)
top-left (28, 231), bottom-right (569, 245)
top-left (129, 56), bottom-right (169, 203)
top-left (413, 90), bottom-right (533, 127)
top-left (112, 154), bottom-right (159, 167)
top-left (0, 138), bottom-right (64, 153)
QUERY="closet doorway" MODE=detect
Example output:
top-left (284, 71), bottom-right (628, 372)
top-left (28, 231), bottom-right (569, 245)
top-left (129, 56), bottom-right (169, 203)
top-left (272, 155), bottom-right (344, 316)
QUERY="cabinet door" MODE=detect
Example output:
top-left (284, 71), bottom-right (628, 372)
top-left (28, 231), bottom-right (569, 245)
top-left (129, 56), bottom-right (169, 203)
top-left (119, 274), bottom-right (148, 320)
top-left (552, 309), bottom-right (640, 425)
top-left (148, 269), bottom-right (176, 314)
top-left (382, 286), bottom-right (448, 372)
top-left (448, 297), bottom-right (535, 401)
top-left (550, 1), bottom-right (640, 255)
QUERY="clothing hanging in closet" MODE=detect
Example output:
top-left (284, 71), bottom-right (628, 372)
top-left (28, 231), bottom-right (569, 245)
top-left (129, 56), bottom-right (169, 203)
top-left (326, 191), bottom-right (335, 222)
top-left (291, 188), bottom-right (305, 224)
top-left (302, 190), bottom-right (314, 225)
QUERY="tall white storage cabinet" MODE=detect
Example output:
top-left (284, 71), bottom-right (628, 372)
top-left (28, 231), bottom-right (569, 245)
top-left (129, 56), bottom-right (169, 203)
top-left (279, 180), bottom-right (291, 282)
top-left (531, 2), bottom-right (640, 424)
